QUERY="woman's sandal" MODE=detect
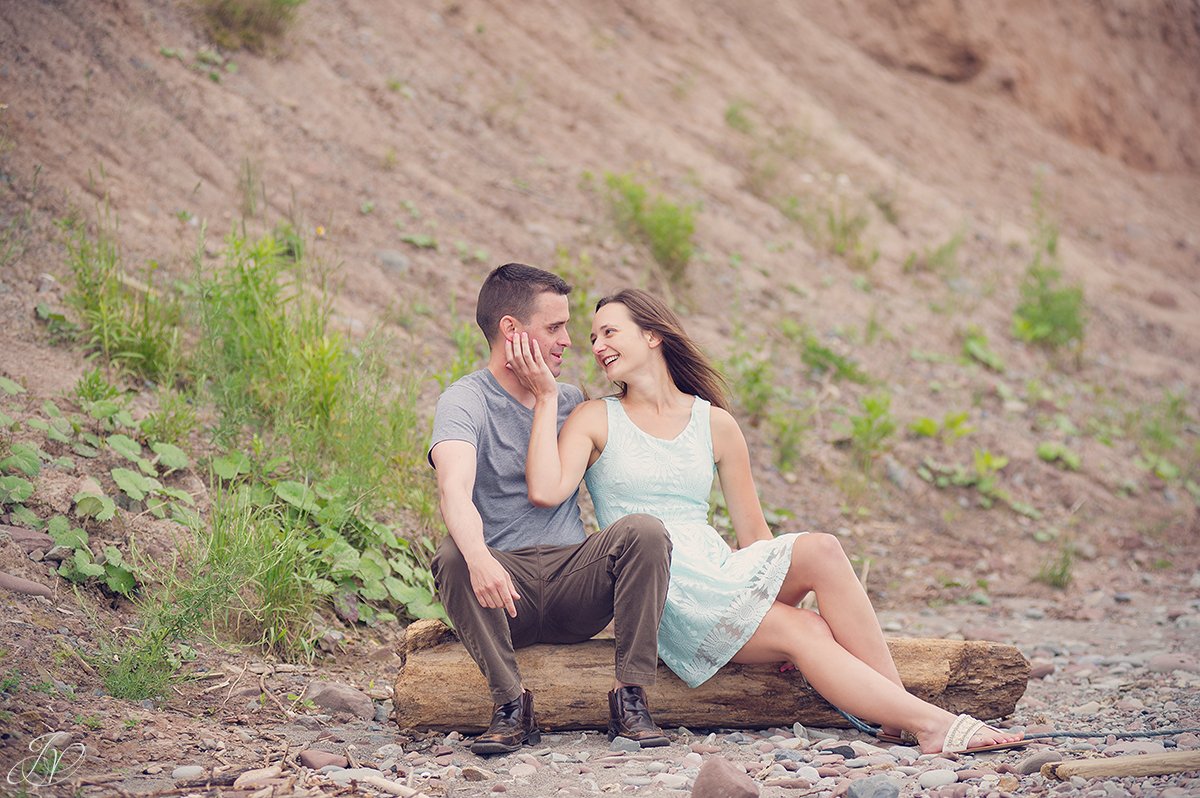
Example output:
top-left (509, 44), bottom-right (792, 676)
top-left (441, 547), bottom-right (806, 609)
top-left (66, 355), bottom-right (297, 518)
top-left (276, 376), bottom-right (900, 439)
top-left (837, 709), bottom-right (1027, 753)
top-left (941, 713), bottom-right (1027, 754)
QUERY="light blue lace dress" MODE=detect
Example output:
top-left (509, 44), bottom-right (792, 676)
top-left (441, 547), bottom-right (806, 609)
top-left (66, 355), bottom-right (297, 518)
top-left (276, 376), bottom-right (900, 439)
top-left (585, 396), bottom-right (804, 688)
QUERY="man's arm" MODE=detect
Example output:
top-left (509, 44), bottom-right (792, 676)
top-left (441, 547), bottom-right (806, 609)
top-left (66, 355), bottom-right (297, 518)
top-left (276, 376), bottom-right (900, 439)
top-left (430, 439), bottom-right (521, 617)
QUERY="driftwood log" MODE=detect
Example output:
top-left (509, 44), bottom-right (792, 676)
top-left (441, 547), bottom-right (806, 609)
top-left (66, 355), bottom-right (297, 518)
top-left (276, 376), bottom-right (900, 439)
top-left (393, 620), bottom-right (1029, 732)
top-left (1042, 752), bottom-right (1200, 780)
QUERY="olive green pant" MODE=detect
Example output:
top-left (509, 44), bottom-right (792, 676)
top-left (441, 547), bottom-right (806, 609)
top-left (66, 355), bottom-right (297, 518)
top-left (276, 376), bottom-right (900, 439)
top-left (431, 513), bottom-right (671, 705)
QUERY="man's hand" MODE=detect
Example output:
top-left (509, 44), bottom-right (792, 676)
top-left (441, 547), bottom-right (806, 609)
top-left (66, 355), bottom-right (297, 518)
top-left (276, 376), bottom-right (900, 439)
top-left (505, 332), bottom-right (557, 399)
top-left (467, 550), bottom-right (521, 618)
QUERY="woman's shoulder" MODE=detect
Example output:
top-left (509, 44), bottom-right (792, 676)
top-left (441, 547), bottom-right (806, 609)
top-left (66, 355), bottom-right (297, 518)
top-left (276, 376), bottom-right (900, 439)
top-left (567, 397), bottom-right (611, 423)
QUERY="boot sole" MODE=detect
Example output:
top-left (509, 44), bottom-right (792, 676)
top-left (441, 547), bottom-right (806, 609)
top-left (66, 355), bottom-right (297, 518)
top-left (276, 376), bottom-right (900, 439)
top-left (607, 723), bottom-right (669, 748)
top-left (470, 729), bottom-right (541, 755)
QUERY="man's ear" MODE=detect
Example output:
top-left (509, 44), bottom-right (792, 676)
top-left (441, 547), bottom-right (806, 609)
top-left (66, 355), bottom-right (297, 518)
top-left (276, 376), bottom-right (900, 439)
top-left (499, 314), bottom-right (520, 340)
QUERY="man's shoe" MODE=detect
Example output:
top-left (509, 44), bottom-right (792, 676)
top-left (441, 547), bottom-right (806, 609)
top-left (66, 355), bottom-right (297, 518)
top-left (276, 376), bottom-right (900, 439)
top-left (607, 686), bottom-right (669, 747)
top-left (470, 689), bottom-right (541, 755)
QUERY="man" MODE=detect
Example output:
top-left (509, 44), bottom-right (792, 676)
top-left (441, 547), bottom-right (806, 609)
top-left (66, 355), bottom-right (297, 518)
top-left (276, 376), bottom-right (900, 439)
top-left (428, 263), bottom-right (672, 755)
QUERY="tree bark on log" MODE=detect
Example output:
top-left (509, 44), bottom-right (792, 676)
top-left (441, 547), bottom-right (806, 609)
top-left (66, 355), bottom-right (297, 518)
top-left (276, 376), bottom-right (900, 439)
top-left (393, 620), bottom-right (1029, 733)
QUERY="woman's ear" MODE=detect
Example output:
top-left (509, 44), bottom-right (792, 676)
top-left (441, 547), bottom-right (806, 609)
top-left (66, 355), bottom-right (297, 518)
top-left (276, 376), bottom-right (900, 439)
top-left (645, 329), bottom-right (662, 349)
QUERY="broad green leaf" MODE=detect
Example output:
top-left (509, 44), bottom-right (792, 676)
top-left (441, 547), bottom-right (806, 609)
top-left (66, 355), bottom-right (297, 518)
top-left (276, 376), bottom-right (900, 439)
top-left (324, 538), bottom-right (361, 579)
top-left (101, 545), bottom-right (126, 568)
top-left (146, 497), bottom-right (168, 519)
top-left (274, 480), bottom-right (318, 513)
top-left (86, 400), bottom-right (121, 420)
top-left (74, 491), bottom-right (117, 522)
top-left (358, 549), bottom-right (391, 581)
top-left (27, 418), bottom-right (50, 432)
top-left (41, 400), bottom-right (62, 419)
top-left (388, 557), bottom-right (414, 581)
top-left (9, 505), bottom-right (42, 529)
top-left (51, 457), bottom-right (75, 472)
top-left (159, 486), bottom-right (195, 505)
top-left (151, 442), bottom-right (188, 472)
top-left (73, 548), bottom-right (104, 577)
top-left (0, 476), bottom-right (34, 504)
top-left (114, 410), bottom-right (136, 428)
top-left (104, 564), bottom-right (136, 595)
top-left (310, 577), bottom-right (337, 596)
top-left (47, 418), bottom-right (73, 444)
top-left (107, 434), bottom-right (144, 461)
top-left (72, 442), bottom-right (100, 458)
top-left (111, 467), bottom-right (160, 501)
top-left (0, 410), bottom-right (15, 429)
top-left (908, 417), bottom-right (939, 438)
top-left (0, 376), bottom-right (25, 395)
top-left (211, 452), bottom-right (251, 480)
top-left (0, 443), bottom-right (41, 477)
top-left (48, 516), bottom-right (88, 549)
top-left (82, 432), bottom-right (102, 448)
top-left (359, 579), bottom-right (388, 602)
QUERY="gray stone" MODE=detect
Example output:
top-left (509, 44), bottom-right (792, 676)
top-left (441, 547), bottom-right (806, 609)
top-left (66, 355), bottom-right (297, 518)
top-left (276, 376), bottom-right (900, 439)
top-left (792, 722), bottom-right (808, 739)
top-left (1016, 749), bottom-right (1063, 775)
top-left (622, 776), bottom-right (652, 786)
top-left (918, 769), bottom-right (958, 789)
top-left (510, 763), bottom-right (537, 778)
top-left (654, 773), bottom-right (689, 789)
top-left (848, 774), bottom-right (900, 798)
top-left (691, 756), bottom-right (759, 798)
top-left (377, 250), bottom-right (411, 272)
top-left (609, 736), bottom-right (641, 752)
top-left (303, 681), bottom-right (375, 720)
top-left (171, 765), bottom-right (206, 781)
top-left (1147, 653), bottom-right (1199, 673)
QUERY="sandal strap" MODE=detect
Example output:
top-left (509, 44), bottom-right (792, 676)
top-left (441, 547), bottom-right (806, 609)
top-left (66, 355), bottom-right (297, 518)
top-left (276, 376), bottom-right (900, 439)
top-left (943, 713), bottom-right (988, 753)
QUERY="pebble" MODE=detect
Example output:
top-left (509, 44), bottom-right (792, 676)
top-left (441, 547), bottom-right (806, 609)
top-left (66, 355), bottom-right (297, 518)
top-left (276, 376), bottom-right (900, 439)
top-left (171, 765), bottom-right (205, 782)
top-left (918, 769), bottom-right (958, 789)
top-left (510, 763), bottom-right (537, 778)
top-left (847, 774), bottom-right (900, 798)
top-left (1148, 653), bottom-right (1199, 673)
top-left (653, 773), bottom-right (689, 789)
top-left (609, 736), bottom-right (641, 752)
top-left (328, 768), bottom-right (384, 785)
top-left (299, 749), bottom-right (349, 769)
top-left (1016, 749), bottom-right (1063, 775)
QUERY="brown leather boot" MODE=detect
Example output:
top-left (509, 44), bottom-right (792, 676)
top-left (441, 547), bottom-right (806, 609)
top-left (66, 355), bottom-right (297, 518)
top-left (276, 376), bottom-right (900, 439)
top-left (470, 689), bottom-right (541, 755)
top-left (607, 686), bottom-right (669, 747)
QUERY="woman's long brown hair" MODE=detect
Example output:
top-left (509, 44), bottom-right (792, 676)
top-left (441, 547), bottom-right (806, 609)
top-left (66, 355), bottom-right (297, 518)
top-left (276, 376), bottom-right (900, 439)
top-left (596, 289), bottom-right (731, 412)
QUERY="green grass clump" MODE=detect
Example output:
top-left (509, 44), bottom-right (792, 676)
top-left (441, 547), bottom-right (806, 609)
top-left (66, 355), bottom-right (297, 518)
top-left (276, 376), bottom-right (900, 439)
top-left (798, 334), bottom-right (869, 384)
top-left (61, 213), bottom-right (182, 383)
top-left (602, 172), bottom-right (696, 287)
top-left (199, 0), bottom-right (305, 52)
top-left (724, 101), bottom-right (754, 134)
top-left (846, 391), bottom-right (896, 472)
top-left (1034, 541), bottom-right (1074, 588)
top-left (961, 326), bottom-right (1006, 373)
top-left (903, 231), bottom-right (962, 276)
top-left (1012, 192), bottom-right (1085, 350)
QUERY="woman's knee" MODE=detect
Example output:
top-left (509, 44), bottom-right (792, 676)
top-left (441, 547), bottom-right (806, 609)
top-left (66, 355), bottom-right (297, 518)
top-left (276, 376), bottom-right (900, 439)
top-left (793, 532), bottom-right (848, 568)
top-left (790, 606), bottom-right (834, 640)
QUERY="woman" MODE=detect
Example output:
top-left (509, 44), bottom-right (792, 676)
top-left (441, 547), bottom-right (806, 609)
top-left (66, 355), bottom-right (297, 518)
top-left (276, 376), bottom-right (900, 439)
top-left (506, 288), bottom-right (1024, 754)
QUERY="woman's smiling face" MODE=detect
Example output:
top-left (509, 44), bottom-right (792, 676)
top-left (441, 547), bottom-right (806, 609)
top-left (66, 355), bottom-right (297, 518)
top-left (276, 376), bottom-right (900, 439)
top-left (591, 301), bottom-right (655, 380)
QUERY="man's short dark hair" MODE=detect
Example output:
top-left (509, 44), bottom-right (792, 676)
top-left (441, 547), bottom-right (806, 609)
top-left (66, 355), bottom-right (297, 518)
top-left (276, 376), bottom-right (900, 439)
top-left (476, 263), bottom-right (571, 345)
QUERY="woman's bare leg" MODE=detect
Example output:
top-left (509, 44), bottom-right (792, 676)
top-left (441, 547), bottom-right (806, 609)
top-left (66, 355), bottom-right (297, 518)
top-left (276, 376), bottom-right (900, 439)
top-left (734, 603), bottom-right (1022, 753)
top-left (778, 534), bottom-right (903, 691)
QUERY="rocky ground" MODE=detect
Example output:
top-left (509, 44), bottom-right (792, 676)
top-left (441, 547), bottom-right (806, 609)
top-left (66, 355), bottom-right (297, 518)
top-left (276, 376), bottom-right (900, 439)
top-left (4, 582), bottom-right (1198, 797)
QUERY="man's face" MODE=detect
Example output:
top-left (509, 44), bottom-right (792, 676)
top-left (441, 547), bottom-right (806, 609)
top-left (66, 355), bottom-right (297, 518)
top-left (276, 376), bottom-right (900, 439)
top-left (517, 291), bottom-right (571, 377)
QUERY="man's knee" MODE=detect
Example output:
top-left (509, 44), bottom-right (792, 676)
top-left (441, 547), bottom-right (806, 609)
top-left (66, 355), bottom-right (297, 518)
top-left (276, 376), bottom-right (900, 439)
top-left (615, 513), bottom-right (671, 558)
top-left (431, 535), bottom-right (469, 590)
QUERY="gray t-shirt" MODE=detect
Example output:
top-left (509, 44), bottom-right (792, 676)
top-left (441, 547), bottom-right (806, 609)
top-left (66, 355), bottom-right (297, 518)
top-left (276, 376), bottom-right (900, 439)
top-left (429, 369), bottom-right (587, 551)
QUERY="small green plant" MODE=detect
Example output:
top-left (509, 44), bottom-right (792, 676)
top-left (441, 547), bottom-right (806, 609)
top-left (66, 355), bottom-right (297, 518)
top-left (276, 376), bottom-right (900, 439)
top-left (602, 172), bottom-right (697, 287)
top-left (73, 368), bottom-right (122, 404)
top-left (724, 101), bottom-right (754, 134)
top-left (961, 326), bottom-right (1006, 373)
top-left (823, 199), bottom-right (878, 271)
top-left (903, 231), bottom-right (962, 276)
top-left (795, 331), bottom-right (869, 384)
top-left (1034, 541), bottom-right (1074, 588)
top-left (1037, 441), bottom-right (1081, 471)
top-left (75, 714), bottom-right (103, 730)
top-left (0, 670), bottom-right (20, 692)
top-left (61, 211), bottom-right (182, 382)
top-left (199, 0), bottom-right (305, 52)
top-left (139, 390), bottom-right (198, 447)
top-left (918, 448), bottom-right (1040, 517)
top-left (845, 392), bottom-right (896, 472)
top-left (721, 324), bottom-right (776, 427)
top-left (909, 410), bottom-right (974, 443)
top-left (1012, 190), bottom-right (1085, 350)
top-left (769, 408), bottom-right (808, 472)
